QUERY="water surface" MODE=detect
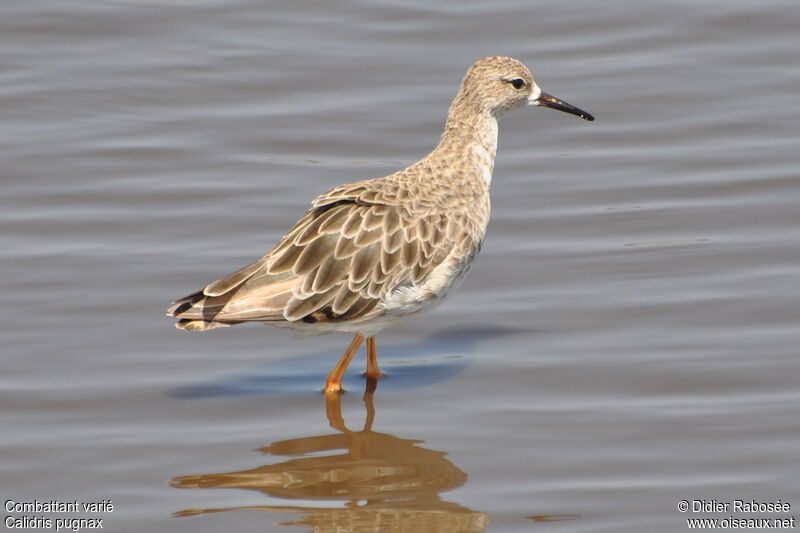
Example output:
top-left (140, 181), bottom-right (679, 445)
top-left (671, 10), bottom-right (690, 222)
top-left (2, 1), bottom-right (799, 531)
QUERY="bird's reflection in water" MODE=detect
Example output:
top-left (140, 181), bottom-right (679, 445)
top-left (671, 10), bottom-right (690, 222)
top-left (170, 378), bottom-right (489, 533)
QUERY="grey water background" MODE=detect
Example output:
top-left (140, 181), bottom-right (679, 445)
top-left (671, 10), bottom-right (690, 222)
top-left (2, 0), bottom-right (799, 531)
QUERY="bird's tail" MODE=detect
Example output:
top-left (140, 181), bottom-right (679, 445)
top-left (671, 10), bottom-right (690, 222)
top-left (173, 318), bottom-right (235, 331)
top-left (166, 268), bottom-right (296, 331)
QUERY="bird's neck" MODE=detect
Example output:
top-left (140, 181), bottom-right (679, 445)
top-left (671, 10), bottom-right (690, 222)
top-left (433, 104), bottom-right (499, 187)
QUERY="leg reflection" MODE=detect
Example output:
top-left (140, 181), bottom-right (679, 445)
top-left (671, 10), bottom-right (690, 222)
top-left (170, 378), bottom-right (488, 532)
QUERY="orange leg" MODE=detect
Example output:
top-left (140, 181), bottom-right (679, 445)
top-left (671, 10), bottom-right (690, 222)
top-left (365, 336), bottom-right (385, 379)
top-left (325, 333), bottom-right (364, 394)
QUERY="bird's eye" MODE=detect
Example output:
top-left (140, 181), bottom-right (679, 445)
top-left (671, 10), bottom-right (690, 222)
top-left (508, 78), bottom-right (526, 90)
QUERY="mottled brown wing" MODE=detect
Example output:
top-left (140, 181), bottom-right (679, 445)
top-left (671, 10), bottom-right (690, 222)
top-left (168, 199), bottom-right (461, 329)
top-left (263, 200), bottom-right (456, 323)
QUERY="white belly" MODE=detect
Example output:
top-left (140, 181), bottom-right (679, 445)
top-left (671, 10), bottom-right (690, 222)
top-left (381, 245), bottom-right (478, 317)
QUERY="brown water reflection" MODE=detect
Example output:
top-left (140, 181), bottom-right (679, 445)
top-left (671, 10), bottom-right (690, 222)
top-left (170, 379), bottom-right (489, 533)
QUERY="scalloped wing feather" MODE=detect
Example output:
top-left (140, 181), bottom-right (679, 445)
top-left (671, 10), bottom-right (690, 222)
top-left (169, 182), bottom-right (476, 331)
